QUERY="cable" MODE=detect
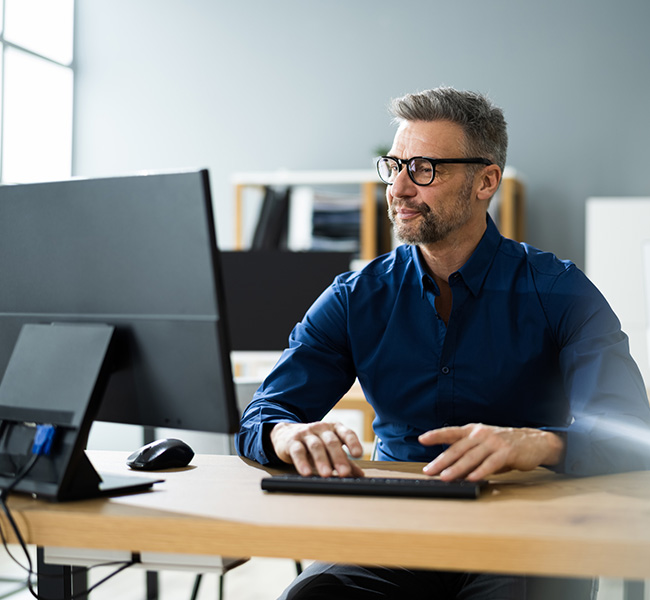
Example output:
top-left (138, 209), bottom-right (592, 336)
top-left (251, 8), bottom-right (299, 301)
top-left (0, 421), bottom-right (29, 478)
top-left (0, 423), bottom-right (55, 574)
top-left (0, 424), bottom-right (138, 600)
top-left (69, 560), bottom-right (137, 600)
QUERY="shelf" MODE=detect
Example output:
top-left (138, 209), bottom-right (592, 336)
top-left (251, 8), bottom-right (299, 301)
top-left (232, 169), bottom-right (388, 261)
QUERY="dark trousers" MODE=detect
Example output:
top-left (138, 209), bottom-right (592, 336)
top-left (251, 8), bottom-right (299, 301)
top-left (278, 562), bottom-right (598, 600)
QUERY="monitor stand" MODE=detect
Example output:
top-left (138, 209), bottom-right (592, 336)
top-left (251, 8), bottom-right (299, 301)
top-left (65, 451), bottom-right (162, 500)
top-left (0, 323), bottom-right (161, 501)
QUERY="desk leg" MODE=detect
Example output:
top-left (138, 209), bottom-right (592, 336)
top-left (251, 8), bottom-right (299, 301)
top-left (146, 570), bottom-right (159, 600)
top-left (72, 566), bottom-right (88, 600)
top-left (37, 547), bottom-right (71, 600)
top-left (36, 548), bottom-right (88, 600)
top-left (624, 580), bottom-right (645, 600)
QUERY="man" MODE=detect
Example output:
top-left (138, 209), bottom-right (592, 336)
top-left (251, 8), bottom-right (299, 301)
top-left (237, 87), bottom-right (650, 599)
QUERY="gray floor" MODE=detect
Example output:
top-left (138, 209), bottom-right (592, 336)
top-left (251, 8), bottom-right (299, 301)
top-left (0, 547), bottom-right (647, 600)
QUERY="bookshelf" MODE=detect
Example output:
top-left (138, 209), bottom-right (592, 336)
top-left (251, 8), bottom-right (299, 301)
top-left (232, 169), bottom-right (388, 261)
top-left (496, 166), bottom-right (526, 241)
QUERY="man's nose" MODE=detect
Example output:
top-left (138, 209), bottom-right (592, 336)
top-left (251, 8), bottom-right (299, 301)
top-left (390, 164), bottom-right (417, 197)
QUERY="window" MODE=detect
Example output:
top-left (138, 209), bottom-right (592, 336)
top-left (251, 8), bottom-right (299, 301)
top-left (0, 0), bottom-right (75, 183)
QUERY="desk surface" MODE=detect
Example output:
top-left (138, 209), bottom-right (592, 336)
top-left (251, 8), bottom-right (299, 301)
top-left (5, 452), bottom-right (650, 579)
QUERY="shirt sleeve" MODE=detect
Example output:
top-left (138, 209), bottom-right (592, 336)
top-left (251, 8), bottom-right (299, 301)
top-left (235, 278), bottom-right (357, 465)
top-left (542, 265), bottom-right (650, 476)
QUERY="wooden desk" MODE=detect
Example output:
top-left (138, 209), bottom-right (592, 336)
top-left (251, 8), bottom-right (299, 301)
top-left (4, 452), bottom-right (650, 584)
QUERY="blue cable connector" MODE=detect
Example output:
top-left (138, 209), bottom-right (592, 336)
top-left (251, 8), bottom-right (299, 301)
top-left (31, 424), bottom-right (56, 456)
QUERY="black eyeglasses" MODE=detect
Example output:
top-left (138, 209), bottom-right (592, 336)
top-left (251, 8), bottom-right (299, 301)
top-left (376, 156), bottom-right (493, 186)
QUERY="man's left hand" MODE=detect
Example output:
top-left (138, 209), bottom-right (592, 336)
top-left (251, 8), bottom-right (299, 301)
top-left (419, 424), bottom-right (565, 481)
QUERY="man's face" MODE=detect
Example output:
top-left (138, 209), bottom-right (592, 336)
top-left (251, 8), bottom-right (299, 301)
top-left (386, 120), bottom-right (479, 246)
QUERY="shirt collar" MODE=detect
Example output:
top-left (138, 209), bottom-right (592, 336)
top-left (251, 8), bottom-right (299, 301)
top-left (411, 245), bottom-right (435, 297)
top-left (458, 214), bottom-right (502, 296)
top-left (410, 214), bottom-right (502, 298)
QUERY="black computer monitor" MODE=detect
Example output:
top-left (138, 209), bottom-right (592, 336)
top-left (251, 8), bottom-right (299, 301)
top-left (0, 169), bottom-right (238, 500)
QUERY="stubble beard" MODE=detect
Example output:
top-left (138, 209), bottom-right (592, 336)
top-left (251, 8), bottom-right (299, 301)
top-left (388, 176), bottom-right (475, 245)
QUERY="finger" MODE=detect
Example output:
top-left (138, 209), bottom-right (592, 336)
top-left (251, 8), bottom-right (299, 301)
top-left (438, 441), bottom-right (512, 481)
top-left (302, 433), bottom-right (336, 477)
top-left (435, 444), bottom-right (495, 480)
top-left (332, 459), bottom-right (366, 478)
top-left (322, 429), bottom-right (366, 478)
top-left (422, 433), bottom-right (483, 476)
top-left (418, 426), bottom-right (465, 446)
top-left (320, 429), bottom-right (357, 477)
top-left (463, 447), bottom-right (510, 481)
top-left (287, 439), bottom-right (315, 477)
top-left (333, 423), bottom-right (364, 458)
top-left (350, 460), bottom-right (366, 477)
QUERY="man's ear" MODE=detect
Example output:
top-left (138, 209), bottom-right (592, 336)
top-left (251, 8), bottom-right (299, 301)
top-left (475, 164), bottom-right (502, 202)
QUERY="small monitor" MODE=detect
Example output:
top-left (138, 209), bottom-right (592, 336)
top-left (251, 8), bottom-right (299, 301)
top-left (0, 169), bottom-right (238, 500)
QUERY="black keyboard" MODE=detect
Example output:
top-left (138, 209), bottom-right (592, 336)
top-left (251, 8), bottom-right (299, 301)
top-left (261, 474), bottom-right (486, 499)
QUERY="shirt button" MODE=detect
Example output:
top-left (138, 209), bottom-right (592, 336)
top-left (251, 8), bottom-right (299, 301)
top-left (441, 366), bottom-right (450, 374)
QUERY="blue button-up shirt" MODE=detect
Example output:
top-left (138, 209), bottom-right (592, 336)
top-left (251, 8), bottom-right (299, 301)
top-left (237, 216), bottom-right (650, 476)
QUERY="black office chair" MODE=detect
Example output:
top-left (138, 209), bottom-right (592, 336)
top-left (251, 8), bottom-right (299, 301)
top-left (188, 561), bottom-right (303, 600)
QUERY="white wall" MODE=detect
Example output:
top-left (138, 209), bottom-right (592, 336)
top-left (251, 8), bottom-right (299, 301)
top-left (586, 198), bottom-right (650, 387)
top-left (73, 0), bottom-right (650, 268)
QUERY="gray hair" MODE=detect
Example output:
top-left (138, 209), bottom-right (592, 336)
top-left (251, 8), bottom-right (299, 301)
top-left (389, 87), bottom-right (508, 172)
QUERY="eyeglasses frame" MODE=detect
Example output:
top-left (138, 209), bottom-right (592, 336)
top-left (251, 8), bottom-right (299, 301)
top-left (376, 156), bottom-right (494, 187)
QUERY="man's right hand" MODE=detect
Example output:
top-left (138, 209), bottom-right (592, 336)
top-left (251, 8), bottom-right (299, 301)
top-left (269, 421), bottom-right (365, 478)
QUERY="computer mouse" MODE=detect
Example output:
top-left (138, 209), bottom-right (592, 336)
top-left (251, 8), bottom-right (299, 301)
top-left (126, 438), bottom-right (195, 471)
